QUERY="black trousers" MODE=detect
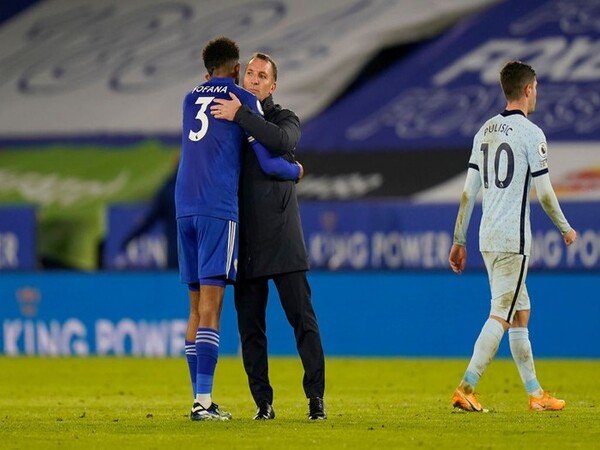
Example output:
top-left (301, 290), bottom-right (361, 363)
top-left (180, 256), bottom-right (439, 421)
top-left (234, 270), bottom-right (325, 405)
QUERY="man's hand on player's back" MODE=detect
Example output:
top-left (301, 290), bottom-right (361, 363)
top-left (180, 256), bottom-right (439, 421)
top-left (211, 92), bottom-right (242, 121)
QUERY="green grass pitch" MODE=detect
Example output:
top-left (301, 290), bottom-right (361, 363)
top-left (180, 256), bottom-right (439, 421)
top-left (0, 357), bottom-right (598, 448)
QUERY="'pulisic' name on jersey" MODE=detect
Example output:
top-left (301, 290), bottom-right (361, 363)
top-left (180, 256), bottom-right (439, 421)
top-left (483, 123), bottom-right (513, 137)
top-left (192, 85), bottom-right (228, 94)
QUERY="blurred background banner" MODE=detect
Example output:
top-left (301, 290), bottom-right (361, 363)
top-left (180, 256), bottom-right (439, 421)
top-left (104, 201), bottom-right (600, 271)
top-left (299, 202), bottom-right (600, 271)
top-left (0, 273), bottom-right (194, 357)
top-left (1, 0), bottom-right (597, 271)
top-left (0, 142), bottom-right (176, 269)
top-left (300, 0), bottom-right (600, 151)
top-left (104, 204), bottom-right (167, 270)
top-left (0, 0), bottom-right (494, 139)
top-left (0, 0), bottom-right (598, 358)
top-left (0, 206), bottom-right (36, 270)
top-left (1, 272), bottom-right (598, 357)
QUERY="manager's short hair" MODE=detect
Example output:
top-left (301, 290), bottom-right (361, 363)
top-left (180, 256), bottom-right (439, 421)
top-left (248, 52), bottom-right (278, 81)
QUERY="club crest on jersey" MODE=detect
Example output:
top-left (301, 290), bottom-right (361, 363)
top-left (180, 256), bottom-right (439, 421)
top-left (538, 142), bottom-right (548, 159)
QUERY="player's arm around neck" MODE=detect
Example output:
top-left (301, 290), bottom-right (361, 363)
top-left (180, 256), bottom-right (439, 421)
top-left (533, 173), bottom-right (576, 245)
top-left (247, 135), bottom-right (301, 181)
top-left (449, 168), bottom-right (482, 273)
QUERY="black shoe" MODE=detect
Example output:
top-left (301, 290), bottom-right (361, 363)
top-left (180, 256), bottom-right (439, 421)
top-left (190, 402), bottom-right (232, 421)
top-left (253, 401), bottom-right (275, 420)
top-left (308, 397), bottom-right (326, 420)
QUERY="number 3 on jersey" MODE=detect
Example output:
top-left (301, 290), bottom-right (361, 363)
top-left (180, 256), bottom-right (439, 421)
top-left (188, 96), bottom-right (215, 142)
top-left (480, 142), bottom-right (514, 189)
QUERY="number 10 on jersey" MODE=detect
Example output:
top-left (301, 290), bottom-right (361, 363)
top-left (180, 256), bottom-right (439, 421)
top-left (480, 142), bottom-right (514, 189)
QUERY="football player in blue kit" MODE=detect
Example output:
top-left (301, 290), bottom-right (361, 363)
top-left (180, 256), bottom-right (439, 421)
top-left (176, 36), bottom-right (303, 421)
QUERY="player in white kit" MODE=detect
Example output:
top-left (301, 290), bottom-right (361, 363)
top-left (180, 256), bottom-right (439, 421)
top-left (448, 61), bottom-right (577, 412)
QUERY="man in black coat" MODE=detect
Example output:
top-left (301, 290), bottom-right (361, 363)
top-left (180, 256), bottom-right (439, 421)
top-left (211, 53), bottom-right (326, 420)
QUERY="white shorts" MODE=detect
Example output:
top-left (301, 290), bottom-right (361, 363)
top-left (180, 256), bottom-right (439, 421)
top-left (481, 252), bottom-right (530, 323)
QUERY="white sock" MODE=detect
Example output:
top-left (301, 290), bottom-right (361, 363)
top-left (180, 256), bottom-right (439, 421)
top-left (195, 393), bottom-right (212, 409)
top-left (462, 318), bottom-right (505, 391)
top-left (509, 327), bottom-right (543, 397)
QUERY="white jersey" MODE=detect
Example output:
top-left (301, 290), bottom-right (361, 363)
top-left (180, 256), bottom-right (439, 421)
top-left (468, 110), bottom-right (549, 255)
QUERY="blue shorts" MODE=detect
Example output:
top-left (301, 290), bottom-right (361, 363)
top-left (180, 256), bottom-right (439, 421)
top-left (177, 215), bottom-right (238, 290)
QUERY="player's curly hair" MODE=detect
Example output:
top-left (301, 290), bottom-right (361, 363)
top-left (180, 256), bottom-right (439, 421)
top-left (202, 36), bottom-right (240, 75)
top-left (500, 61), bottom-right (536, 101)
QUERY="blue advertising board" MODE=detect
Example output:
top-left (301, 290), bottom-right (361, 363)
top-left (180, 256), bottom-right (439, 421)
top-left (0, 272), bottom-right (598, 357)
top-left (105, 201), bottom-right (599, 272)
top-left (299, 201), bottom-right (600, 271)
top-left (301, 0), bottom-right (600, 151)
top-left (104, 204), bottom-right (167, 269)
top-left (0, 206), bottom-right (36, 270)
top-left (0, 273), bottom-right (199, 357)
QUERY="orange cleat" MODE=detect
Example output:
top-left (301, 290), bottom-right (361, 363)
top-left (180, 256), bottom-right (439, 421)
top-left (452, 387), bottom-right (486, 412)
top-left (529, 391), bottom-right (565, 411)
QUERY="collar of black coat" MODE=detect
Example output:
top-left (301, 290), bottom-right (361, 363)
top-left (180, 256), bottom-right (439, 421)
top-left (501, 109), bottom-right (526, 117)
top-left (260, 95), bottom-right (275, 113)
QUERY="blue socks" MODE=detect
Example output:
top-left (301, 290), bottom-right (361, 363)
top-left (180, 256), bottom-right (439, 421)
top-left (195, 328), bottom-right (220, 408)
top-left (185, 340), bottom-right (197, 398)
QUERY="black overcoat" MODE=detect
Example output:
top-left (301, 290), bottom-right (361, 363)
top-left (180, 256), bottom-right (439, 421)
top-left (234, 95), bottom-right (309, 280)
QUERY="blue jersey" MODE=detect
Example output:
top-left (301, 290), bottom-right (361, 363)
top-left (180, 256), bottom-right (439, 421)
top-left (175, 77), bottom-right (265, 222)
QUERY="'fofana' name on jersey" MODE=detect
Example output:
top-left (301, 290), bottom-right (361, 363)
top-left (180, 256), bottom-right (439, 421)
top-left (192, 85), bottom-right (228, 94)
top-left (483, 122), bottom-right (513, 137)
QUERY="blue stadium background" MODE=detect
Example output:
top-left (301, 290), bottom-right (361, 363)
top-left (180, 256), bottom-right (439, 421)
top-left (1, 0), bottom-right (598, 357)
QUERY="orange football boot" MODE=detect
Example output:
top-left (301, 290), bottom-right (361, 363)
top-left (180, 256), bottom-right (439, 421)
top-left (529, 391), bottom-right (565, 411)
top-left (452, 387), bottom-right (486, 412)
